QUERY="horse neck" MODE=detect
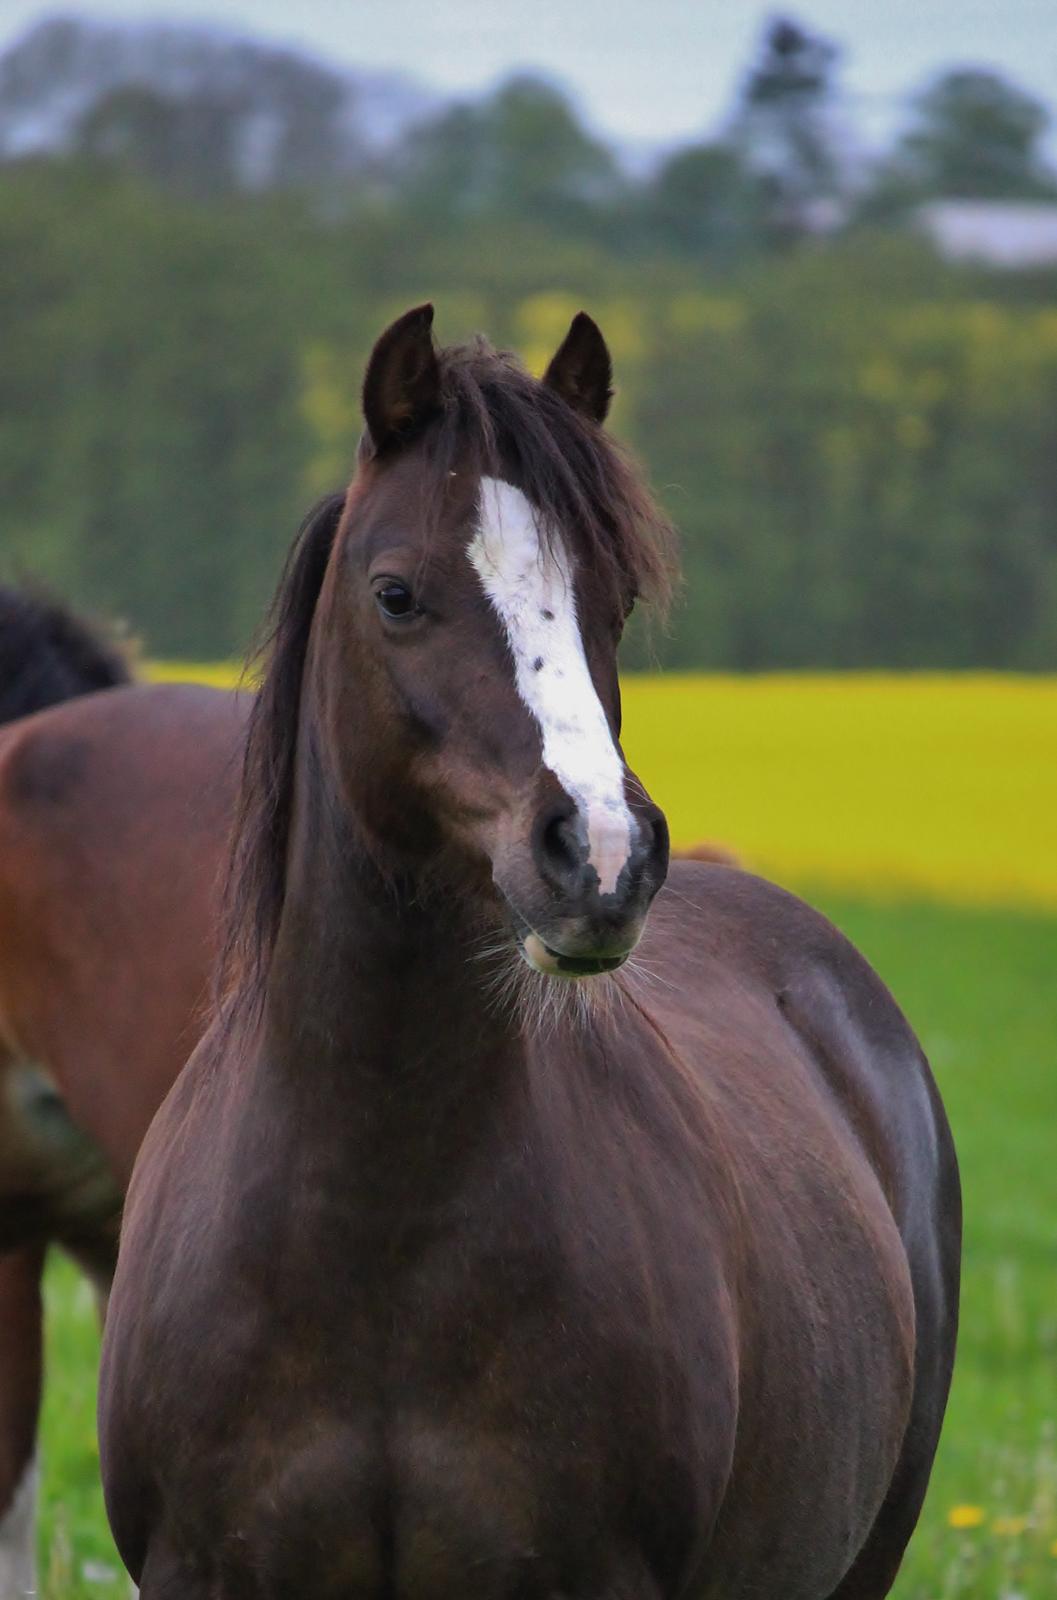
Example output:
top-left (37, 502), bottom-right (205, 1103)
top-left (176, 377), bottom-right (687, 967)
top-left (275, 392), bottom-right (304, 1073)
top-left (258, 697), bottom-right (526, 1162)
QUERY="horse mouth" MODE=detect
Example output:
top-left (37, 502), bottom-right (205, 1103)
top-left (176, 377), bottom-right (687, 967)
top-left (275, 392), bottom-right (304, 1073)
top-left (520, 932), bottom-right (629, 979)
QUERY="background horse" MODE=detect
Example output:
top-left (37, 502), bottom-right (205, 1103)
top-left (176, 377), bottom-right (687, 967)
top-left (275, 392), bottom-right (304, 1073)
top-left (0, 585), bottom-right (258, 1594)
top-left (0, 584), bottom-right (129, 1595)
top-left (101, 306), bottom-right (960, 1600)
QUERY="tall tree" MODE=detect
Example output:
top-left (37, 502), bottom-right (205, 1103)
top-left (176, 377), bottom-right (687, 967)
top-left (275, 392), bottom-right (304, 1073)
top-left (392, 74), bottom-right (622, 230)
top-left (887, 69), bottom-right (1057, 201)
top-left (644, 142), bottom-right (765, 257)
top-left (732, 16), bottom-right (845, 243)
top-left (74, 86), bottom-right (240, 198)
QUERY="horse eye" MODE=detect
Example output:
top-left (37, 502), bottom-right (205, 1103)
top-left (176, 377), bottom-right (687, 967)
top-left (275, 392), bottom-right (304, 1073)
top-left (374, 581), bottom-right (418, 620)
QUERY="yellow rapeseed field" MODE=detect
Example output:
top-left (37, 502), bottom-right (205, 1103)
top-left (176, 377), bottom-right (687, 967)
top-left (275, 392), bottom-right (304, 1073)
top-left (620, 674), bottom-right (1056, 909)
top-left (149, 665), bottom-right (1057, 909)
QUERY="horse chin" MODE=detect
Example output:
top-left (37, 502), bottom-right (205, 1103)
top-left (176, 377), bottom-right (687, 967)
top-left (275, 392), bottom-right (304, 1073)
top-left (519, 932), bottom-right (630, 981)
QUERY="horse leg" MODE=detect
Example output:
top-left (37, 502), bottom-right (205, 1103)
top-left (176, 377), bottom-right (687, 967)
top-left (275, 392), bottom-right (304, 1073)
top-left (0, 1244), bottom-right (44, 1600)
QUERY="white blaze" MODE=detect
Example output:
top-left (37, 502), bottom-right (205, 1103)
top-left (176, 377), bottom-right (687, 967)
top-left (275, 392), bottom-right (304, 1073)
top-left (0, 1456), bottom-right (37, 1599)
top-left (468, 477), bottom-right (634, 895)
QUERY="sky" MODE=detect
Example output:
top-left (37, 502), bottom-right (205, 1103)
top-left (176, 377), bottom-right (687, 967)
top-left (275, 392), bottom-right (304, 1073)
top-left (0, 0), bottom-right (1055, 153)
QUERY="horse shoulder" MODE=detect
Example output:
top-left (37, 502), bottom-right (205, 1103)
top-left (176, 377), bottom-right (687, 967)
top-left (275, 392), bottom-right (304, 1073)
top-left (630, 863), bottom-right (959, 1592)
top-left (0, 689), bottom-right (236, 1158)
top-left (654, 861), bottom-right (955, 1199)
top-left (0, 701), bottom-right (112, 971)
top-left (0, 717), bottom-right (71, 1056)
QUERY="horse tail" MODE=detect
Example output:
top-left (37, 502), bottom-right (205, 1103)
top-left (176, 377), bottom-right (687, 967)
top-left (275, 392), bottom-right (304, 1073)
top-left (0, 585), bottom-right (132, 726)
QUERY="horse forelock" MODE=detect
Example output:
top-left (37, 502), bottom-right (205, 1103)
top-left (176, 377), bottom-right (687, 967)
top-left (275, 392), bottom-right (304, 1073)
top-left (422, 339), bottom-right (677, 619)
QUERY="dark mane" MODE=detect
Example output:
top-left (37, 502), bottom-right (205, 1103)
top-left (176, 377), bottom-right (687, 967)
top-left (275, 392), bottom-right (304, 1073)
top-left (220, 492), bottom-right (346, 1007)
top-left (222, 339), bottom-right (678, 1008)
top-left (0, 584), bottom-right (131, 725)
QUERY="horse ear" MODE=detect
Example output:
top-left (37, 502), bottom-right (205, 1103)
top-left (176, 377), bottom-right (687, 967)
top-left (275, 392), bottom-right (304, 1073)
top-left (543, 311), bottom-right (613, 423)
top-left (361, 303), bottom-right (440, 454)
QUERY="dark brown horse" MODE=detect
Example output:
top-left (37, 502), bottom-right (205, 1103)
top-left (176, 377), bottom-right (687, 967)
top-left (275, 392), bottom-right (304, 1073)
top-left (0, 583), bottom-right (736, 1594)
top-left (0, 587), bottom-right (257, 1592)
top-left (101, 306), bottom-right (959, 1600)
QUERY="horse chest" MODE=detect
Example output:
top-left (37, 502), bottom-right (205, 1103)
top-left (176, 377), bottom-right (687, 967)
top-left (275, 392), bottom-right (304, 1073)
top-left (208, 1385), bottom-right (698, 1600)
top-left (147, 1177), bottom-right (723, 1600)
top-left (220, 1415), bottom-right (558, 1600)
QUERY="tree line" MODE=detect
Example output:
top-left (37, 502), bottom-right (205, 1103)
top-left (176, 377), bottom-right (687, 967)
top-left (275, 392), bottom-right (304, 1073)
top-left (18, 17), bottom-right (1057, 245)
top-left (1, 18), bottom-right (1056, 667)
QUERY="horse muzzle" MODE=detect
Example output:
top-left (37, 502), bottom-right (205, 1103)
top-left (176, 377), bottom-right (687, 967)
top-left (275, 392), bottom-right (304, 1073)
top-left (498, 794), bottom-right (669, 980)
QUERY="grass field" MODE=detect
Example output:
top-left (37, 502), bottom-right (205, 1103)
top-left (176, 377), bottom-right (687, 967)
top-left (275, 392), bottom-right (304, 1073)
top-left (35, 670), bottom-right (1057, 1596)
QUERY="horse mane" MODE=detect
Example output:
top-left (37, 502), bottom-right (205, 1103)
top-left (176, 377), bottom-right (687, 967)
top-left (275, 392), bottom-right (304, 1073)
top-left (221, 338), bottom-right (678, 1009)
top-left (219, 490), bottom-right (345, 1010)
top-left (0, 584), bottom-right (131, 725)
top-left (415, 337), bottom-right (676, 617)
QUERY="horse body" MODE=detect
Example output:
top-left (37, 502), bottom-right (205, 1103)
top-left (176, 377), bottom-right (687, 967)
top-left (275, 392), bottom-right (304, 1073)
top-left (0, 682), bottom-right (245, 1201)
top-left (104, 862), bottom-right (941, 1600)
top-left (100, 309), bottom-right (959, 1600)
top-left (0, 639), bottom-right (246, 1593)
top-left (0, 587), bottom-right (136, 1595)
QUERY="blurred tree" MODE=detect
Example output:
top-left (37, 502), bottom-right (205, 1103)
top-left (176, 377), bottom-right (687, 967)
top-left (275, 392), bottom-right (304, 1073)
top-left (72, 70), bottom-right (356, 201)
top-left (0, 16), bottom-right (365, 198)
top-left (3, 43), bottom-right (1057, 668)
top-left (634, 237), bottom-right (1057, 669)
top-left (643, 142), bottom-right (766, 257)
top-left (869, 69), bottom-right (1057, 207)
top-left (392, 75), bottom-right (623, 232)
top-left (74, 86), bottom-right (239, 198)
top-left (731, 16), bottom-right (846, 244)
top-left (0, 167), bottom-right (310, 655)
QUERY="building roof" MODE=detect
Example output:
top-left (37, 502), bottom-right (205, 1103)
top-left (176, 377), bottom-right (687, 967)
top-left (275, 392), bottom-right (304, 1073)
top-left (916, 200), bottom-right (1057, 268)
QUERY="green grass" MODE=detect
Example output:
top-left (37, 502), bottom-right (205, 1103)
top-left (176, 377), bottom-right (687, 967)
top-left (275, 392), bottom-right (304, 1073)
top-left (36, 897), bottom-right (1057, 1597)
top-left (818, 897), bottom-right (1057, 1598)
top-left (38, 1266), bottom-right (122, 1598)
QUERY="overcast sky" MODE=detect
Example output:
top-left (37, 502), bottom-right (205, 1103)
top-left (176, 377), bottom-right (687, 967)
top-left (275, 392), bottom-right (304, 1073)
top-left (1, 0), bottom-right (1054, 151)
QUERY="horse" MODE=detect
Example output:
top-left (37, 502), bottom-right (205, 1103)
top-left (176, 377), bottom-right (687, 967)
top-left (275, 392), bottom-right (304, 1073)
top-left (0, 583), bottom-right (130, 1595)
top-left (0, 585), bottom-right (259, 1595)
top-left (99, 305), bottom-right (960, 1600)
top-left (0, 583), bottom-right (741, 1596)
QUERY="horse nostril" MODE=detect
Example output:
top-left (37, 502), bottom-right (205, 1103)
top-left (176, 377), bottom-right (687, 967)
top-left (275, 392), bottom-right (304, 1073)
top-left (645, 806), bottom-right (670, 872)
top-left (543, 814), bottom-right (580, 873)
top-left (536, 804), bottom-right (584, 891)
top-left (627, 804), bottom-right (668, 887)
